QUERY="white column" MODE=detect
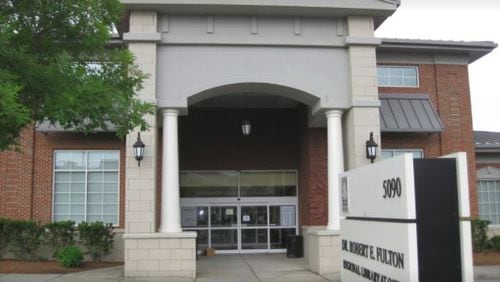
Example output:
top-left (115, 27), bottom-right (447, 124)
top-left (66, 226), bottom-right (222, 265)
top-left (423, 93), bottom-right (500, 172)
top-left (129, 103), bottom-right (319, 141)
top-left (326, 110), bottom-right (344, 231)
top-left (160, 109), bottom-right (182, 233)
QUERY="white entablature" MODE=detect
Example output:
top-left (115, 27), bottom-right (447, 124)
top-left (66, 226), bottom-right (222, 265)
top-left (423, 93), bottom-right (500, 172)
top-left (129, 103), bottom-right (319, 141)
top-left (121, 0), bottom-right (398, 19)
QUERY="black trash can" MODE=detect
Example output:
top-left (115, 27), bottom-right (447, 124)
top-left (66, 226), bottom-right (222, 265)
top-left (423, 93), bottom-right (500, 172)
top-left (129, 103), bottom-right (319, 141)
top-left (286, 235), bottom-right (303, 258)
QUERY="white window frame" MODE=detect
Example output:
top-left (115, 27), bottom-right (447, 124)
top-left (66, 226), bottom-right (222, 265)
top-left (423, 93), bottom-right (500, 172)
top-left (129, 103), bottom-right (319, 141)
top-left (381, 149), bottom-right (424, 159)
top-left (377, 65), bottom-right (420, 88)
top-left (52, 150), bottom-right (120, 226)
top-left (477, 178), bottom-right (500, 227)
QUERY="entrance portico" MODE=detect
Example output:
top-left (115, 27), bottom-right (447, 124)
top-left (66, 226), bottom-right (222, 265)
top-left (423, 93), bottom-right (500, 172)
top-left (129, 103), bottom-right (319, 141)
top-left (122, 0), bottom-right (390, 278)
top-left (158, 93), bottom-right (347, 249)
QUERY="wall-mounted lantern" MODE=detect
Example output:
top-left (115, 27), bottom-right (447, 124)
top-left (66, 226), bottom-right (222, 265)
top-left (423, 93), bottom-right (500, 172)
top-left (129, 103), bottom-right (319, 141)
top-left (366, 132), bottom-right (378, 163)
top-left (133, 132), bottom-right (145, 167)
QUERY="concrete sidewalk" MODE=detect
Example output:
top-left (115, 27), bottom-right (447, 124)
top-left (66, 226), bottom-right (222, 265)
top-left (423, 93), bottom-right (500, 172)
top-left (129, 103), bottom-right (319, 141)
top-left (195, 253), bottom-right (336, 282)
top-left (0, 254), bottom-right (499, 282)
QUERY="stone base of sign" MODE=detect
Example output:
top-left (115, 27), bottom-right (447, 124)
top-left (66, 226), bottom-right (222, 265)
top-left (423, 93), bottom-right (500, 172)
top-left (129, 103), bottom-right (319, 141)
top-left (307, 229), bottom-right (341, 275)
top-left (124, 232), bottom-right (197, 278)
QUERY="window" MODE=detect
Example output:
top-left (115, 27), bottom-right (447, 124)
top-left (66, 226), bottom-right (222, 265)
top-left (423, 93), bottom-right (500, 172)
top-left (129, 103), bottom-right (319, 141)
top-left (381, 149), bottom-right (423, 160)
top-left (53, 150), bottom-right (119, 225)
top-left (180, 171), bottom-right (239, 198)
top-left (240, 171), bottom-right (297, 197)
top-left (377, 66), bottom-right (419, 87)
top-left (180, 171), bottom-right (297, 198)
top-left (478, 180), bottom-right (500, 225)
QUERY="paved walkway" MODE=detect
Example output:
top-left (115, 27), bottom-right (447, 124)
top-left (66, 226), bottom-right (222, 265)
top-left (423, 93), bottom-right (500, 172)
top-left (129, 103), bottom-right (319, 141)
top-left (0, 254), bottom-right (499, 282)
top-left (195, 254), bottom-right (337, 282)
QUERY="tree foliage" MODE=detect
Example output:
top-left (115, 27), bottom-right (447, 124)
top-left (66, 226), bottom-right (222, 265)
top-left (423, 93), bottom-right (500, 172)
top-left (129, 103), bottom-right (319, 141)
top-left (0, 0), bottom-right (155, 151)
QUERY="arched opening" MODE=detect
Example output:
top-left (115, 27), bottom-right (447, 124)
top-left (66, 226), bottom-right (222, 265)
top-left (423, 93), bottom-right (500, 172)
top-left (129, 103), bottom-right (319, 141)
top-left (157, 85), bottom-right (329, 254)
top-left (186, 82), bottom-right (321, 108)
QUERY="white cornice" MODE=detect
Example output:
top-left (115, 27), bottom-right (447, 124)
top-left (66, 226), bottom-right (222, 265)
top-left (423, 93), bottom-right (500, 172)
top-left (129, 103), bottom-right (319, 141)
top-left (345, 36), bottom-right (381, 46)
top-left (378, 38), bottom-right (497, 64)
top-left (120, 0), bottom-right (398, 17)
top-left (123, 32), bottom-right (162, 42)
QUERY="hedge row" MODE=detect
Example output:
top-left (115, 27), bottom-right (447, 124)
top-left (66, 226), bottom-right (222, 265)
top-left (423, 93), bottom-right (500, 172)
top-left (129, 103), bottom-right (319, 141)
top-left (0, 218), bottom-right (114, 263)
top-left (471, 219), bottom-right (500, 252)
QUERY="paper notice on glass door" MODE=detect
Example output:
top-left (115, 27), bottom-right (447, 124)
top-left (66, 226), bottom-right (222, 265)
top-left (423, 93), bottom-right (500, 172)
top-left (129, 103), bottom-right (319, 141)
top-left (182, 207), bottom-right (197, 226)
top-left (280, 206), bottom-right (295, 226)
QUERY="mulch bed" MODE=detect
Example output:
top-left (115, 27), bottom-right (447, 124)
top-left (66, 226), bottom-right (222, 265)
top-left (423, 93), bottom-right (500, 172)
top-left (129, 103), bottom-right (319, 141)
top-left (0, 260), bottom-right (123, 274)
top-left (474, 251), bottom-right (500, 266)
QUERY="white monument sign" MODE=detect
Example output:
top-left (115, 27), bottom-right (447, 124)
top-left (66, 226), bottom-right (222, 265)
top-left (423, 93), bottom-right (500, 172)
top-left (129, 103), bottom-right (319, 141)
top-left (340, 153), bottom-right (473, 282)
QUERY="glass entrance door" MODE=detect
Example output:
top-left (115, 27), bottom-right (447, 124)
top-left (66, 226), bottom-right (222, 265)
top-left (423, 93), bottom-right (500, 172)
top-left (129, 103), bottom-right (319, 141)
top-left (210, 205), bottom-right (238, 251)
top-left (240, 205), bottom-right (268, 251)
top-left (181, 201), bottom-right (297, 254)
top-left (180, 170), bottom-right (298, 254)
top-left (237, 204), bottom-right (297, 252)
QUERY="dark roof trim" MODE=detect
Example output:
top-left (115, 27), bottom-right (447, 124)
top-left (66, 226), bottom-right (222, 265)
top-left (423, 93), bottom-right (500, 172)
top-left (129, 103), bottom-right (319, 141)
top-left (36, 121), bottom-right (117, 133)
top-left (475, 131), bottom-right (500, 151)
top-left (476, 149), bottom-right (500, 153)
top-left (378, 38), bottom-right (497, 63)
top-left (379, 94), bottom-right (444, 133)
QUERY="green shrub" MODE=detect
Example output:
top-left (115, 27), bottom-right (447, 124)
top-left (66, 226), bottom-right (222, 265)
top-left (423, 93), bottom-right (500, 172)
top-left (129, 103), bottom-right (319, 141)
top-left (471, 219), bottom-right (491, 251)
top-left (45, 220), bottom-right (76, 258)
top-left (0, 218), bottom-right (13, 258)
top-left (78, 222), bottom-right (115, 262)
top-left (9, 220), bottom-right (44, 261)
top-left (56, 246), bottom-right (83, 267)
top-left (490, 236), bottom-right (500, 252)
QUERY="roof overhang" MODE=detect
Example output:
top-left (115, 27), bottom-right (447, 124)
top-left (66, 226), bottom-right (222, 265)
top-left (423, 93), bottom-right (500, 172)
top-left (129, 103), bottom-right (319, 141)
top-left (120, 0), bottom-right (399, 21)
top-left (378, 38), bottom-right (497, 64)
top-left (36, 120), bottom-right (117, 133)
top-left (474, 131), bottom-right (500, 152)
top-left (379, 94), bottom-right (444, 133)
top-left (476, 148), bottom-right (500, 153)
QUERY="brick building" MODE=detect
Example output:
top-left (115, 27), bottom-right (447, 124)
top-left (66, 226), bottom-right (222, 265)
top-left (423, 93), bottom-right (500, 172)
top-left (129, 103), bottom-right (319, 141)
top-left (0, 0), bottom-right (497, 278)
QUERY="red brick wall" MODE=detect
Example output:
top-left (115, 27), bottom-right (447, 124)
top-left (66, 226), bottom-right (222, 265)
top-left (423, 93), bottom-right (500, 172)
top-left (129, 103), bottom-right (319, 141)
top-left (298, 106), bottom-right (328, 226)
top-left (0, 128), bottom-right (126, 228)
top-left (0, 126), bottom-right (35, 220)
top-left (379, 63), bottom-right (478, 216)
